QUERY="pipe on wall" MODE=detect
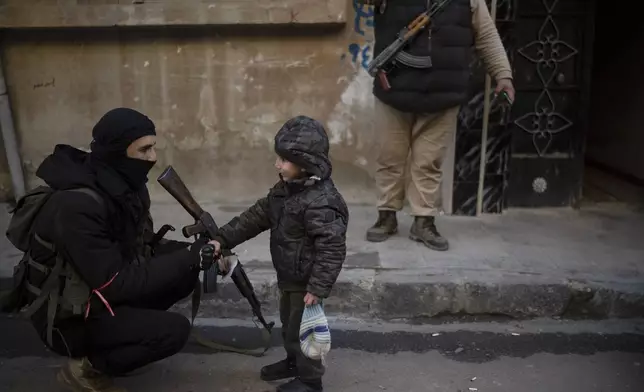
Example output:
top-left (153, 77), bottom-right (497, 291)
top-left (0, 51), bottom-right (26, 202)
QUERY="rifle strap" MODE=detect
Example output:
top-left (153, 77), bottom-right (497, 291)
top-left (188, 279), bottom-right (272, 357)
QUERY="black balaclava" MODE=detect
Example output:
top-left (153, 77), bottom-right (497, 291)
top-left (90, 107), bottom-right (157, 190)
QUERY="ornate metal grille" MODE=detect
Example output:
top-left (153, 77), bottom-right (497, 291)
top-left (513, 0), bottom-right (579, 156)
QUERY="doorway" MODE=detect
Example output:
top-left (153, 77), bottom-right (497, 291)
top-left (583, 2), bottom-right (644, 207)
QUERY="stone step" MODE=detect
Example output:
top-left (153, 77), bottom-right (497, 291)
top-left (170, 264), bottom-right (644, 322)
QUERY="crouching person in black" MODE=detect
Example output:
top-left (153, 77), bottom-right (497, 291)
top-left (22, 108), bottom-right (217, 392)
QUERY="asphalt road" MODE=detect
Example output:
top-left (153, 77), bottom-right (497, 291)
top-left (2, 316), bottom-right (644, 391)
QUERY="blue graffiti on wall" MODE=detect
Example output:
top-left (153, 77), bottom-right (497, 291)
top-left (346, 0), bottom-right (375, 70)
top-left (353, 0), bottom-right (375, 36)
top-left (348, 43), bottom-right (372, 70)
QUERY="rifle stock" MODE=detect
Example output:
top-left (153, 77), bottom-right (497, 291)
top-left (157, 166), bottom-right (204, 221)
top-left (157, 166), bottom-right (220, 240)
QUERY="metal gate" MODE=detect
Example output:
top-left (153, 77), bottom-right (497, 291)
top-left (451, 0), bottom-right (596, 214)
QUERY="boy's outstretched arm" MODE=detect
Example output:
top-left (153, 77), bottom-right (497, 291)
top-left (304, 196), bottom-right (349, 299)
top-left (214, 197), bottom-right (271, 250)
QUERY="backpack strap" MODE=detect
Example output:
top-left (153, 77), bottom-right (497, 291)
top-left (21, 233), bottom-right (61, 319)
top-left (20, 233), bottom-right (65, 347)
top-left (20, 187), bottom-right (105, 347)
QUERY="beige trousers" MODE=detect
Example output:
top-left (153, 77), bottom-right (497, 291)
top-left (374, 99), bottom-right (459, 216)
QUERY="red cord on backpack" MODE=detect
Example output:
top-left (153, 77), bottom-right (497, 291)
top-left (84, 272), bottom-right (119, 319)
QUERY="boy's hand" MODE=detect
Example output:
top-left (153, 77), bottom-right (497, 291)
top-left (304, 292), bottom-right (319, 306)
top-left (208, 240), bottom-right (222, 256)
top-left (207, 240), bottom-right (232, 275)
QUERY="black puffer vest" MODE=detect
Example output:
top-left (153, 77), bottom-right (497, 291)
top-left (372, 0), bottom-right (474, 114)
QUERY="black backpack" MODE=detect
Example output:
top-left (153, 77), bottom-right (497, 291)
top-left (0, 185), bottom-right (104, 346)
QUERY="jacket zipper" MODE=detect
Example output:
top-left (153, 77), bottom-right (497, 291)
top-left (293, 241), bottom-right (304, 280)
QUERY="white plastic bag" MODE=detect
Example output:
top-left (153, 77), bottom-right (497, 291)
top-left (299, 303), bottom-right (331, 365)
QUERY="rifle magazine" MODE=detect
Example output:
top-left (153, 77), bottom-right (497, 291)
top-left (395, 51), bottom-right (433, 69)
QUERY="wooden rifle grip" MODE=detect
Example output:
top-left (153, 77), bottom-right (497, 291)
top-left (378, 71), bottom-right (391, 91)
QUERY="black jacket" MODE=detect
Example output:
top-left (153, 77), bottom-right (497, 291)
top-left (30, 145), bottom-right (196, 320)
top-left (214, 117), bottom-right (349, 298)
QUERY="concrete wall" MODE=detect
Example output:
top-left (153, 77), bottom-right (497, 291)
top-left (0, 0), bottom-right (381, 204)
top-left (586, 5), bottom-right (644, 181)
top-left (0, 134), bottom-right (11, 201)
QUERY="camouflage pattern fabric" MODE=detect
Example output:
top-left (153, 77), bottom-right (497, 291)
top-left (214, 116), bottom-right (349, 298)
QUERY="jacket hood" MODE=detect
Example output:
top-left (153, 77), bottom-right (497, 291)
top-left (274, 116), bottom-right (332, 180)
top-left (36, 144), bottom-right (97, 190)
top-left (35, 144), bottom-right (132, 197)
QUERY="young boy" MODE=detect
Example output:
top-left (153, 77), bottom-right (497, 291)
top-left (209, 115), bottom-right (349, 392)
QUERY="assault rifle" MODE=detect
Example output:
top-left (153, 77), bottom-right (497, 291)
top-left (157, 165), bottom-right (275, 356)
top-left (366, 0), bottom-right (454, 90)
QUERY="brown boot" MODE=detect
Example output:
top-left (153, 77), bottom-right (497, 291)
top-left (366, 211), bottom-right (398, 242)
top-left (409, 216), bottom-right (449, 251)
top-left (57, 358), bottom-right (126, 392)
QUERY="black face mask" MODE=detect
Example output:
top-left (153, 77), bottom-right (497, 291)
top-left (111, 156), bottom-right (156, 190)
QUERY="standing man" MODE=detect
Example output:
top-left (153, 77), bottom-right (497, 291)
top-left (364, 0), bottom-right (515, 251)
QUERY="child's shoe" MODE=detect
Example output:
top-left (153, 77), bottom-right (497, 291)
top-left (260, 357), bottom-right (298, 381)
top-left (276, 378), bottom-right (323, 392)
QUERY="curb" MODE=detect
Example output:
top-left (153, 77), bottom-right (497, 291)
top-left (3, 268), bottom-right (644, 321)
top-left (169, 267), bottom-right (644, 321)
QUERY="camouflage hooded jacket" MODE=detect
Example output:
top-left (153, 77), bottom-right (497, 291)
top-left (214, 116), bottom-right (349, 298)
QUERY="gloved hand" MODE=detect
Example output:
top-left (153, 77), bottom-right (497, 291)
top-left (189, 236), bottom-right (210, 270)
top-left (199, 244), bottom-right (216, 271)
top-left (189, 237), bottom-right (234, 273)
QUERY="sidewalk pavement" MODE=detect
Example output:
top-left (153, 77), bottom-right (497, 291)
top-left (1, 202), bottom-right (643, 321)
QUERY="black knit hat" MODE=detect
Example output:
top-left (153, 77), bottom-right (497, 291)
top-left (90, 107), bottom-right (156, 158)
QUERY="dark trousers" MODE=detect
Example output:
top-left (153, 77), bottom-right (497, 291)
top-left (280, 290), bottom-right (325, 382)
top-left (40, 267), bottom-right (198, 376)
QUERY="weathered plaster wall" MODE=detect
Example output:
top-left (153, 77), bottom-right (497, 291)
top-left (0, 0), bottom-right (348, 28)
top-left (0, 0), bottom-right (381, 204)
top-left (0, 136), bottom-right (11, 200)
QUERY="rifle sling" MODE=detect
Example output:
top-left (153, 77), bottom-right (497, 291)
top-left (368, 0), bottom-right (455, 74)
top-left (189, 279), bottom-right (271, 357)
